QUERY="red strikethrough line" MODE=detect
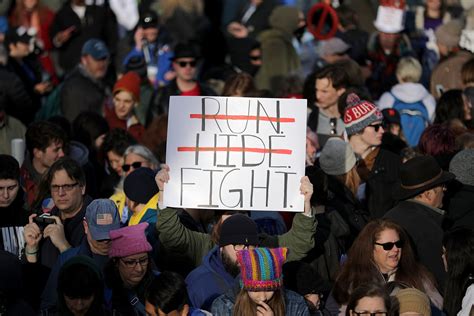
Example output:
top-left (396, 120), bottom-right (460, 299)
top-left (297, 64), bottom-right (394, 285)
top-left (177, 147), bottom-right (292, 154)
top-left (190, 114), bottom-right (295, 122)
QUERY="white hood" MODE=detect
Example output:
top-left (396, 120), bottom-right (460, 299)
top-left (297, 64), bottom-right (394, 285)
top-left (390, 82), bottom-right (430, 103)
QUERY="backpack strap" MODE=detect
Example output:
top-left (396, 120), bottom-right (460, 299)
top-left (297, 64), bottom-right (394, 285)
top-left (127, 290), bottom-right (146, 315)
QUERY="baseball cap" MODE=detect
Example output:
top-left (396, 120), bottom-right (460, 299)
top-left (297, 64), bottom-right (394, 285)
top-left (139, 11), bottom-right (159, 29)
top-left (81, 39), bottom-right (110, 60)
top-left (85, 199), bottom-right (121, 240)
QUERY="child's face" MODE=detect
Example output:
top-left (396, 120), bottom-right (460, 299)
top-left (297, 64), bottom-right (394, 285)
top-left (248, 291), bottom-right (275, 304)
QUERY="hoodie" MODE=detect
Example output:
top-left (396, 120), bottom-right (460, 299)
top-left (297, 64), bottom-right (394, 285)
top-left (378, 82), bottom-right (436, 122)
top-left (185, 246), bottom-right (236, 311)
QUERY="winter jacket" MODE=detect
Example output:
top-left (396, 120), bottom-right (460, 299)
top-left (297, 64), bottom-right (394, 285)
top-left (49, 3), bottom-right (117, 72)
top-left (186, 246), bottom-right (236, 310)
top-left (0, 115), bottom-right (26, 156)
top-left (384, 200), bottom-right (447, 289)
top-left (378, 82), bottom-right (436, 122)
top-left (104, 104), bottom-right (145, 143)
top-left (445, 183), bottom-right (474, 230)
top-left (364, 148), bottom-right (402, 219)
top-left (255, 6), bottom-right (301, 92)
top-left (0, 66), bottom-right (35, 125)
top-left (60, 65), bottom-right (107, 123)
top-left (430, 50), bottom-right (473, 99)
top-left (20, 153), bottom-right (43, 208)
top-left (211, 285), bottom-right (310, 315)
top-left (40, 239), bottom-right (108, 311)
top-left (156, 207), bottom-right (317, 268)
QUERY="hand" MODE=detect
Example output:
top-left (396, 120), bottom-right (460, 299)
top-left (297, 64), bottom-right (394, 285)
top-left (134, 27), bottom-right (144, 50)
top-left (34, 81), bottom-right (53, 94)
top-left (24, 214), bottom-right (42, 252)
top-left (54, 26), bottom-right (76, 46)
top-left (300, 176), bottom-right (313, 215)
top-left (227, 22), bottom-right (249, 38)
top-left (43, 216), bottom-right (70, 253)
top-left (256, 301), bottom-right (274, 316)
top-left (155, 164), bottom-right (170, 191)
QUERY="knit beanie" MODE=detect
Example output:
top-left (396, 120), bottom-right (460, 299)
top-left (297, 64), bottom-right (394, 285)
top-left (219, 214), bottom-right (258, 247)
top-left (109, 222), bottom-right (152, 258)
top-left (395, 288), bottom-right (431, 316)
top-left (319, 138), bottom-right (356, 176)
top-left (435, 19), bottom-right (463, 48)
top-left (238, 247), bottom-right (288, 291)
top-left (449, 149), bottom-right (474, 186)
top-left (343, 93), bottom-right (383, 136)
top-left (123, 167), bottom-right (159, 204)
top-left (113, 71), bottom-right (141, 102)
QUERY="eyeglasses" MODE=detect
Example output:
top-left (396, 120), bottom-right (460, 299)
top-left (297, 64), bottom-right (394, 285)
top-left (329, 118), bottom-right (338, 135)
top-left (120, 256), bottom-right (149, 268)
top-left (249, 55), bottom-right (261, 61)
top-left (352, 312), bottom-right (388, 316)
top-left (233, 244), bottom-right (256, 251)
top-left (50, 183), bottom-right (79, 193)
top-left (367, 123), bottom-right (383, 132)
top-left (374, 240), bottom-right (403, 251)
top-left (175, 60), bottom-right (197, 68)
top-left (122, 161), bottom-right (144, 172)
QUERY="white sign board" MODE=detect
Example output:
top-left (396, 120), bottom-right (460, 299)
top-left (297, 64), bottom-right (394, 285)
top-left (164, 96), bottom-right (307, 212)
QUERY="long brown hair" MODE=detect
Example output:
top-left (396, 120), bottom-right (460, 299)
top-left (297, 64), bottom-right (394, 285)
top-left (333, 219), bottom-right (436, 305)
top-left (335, 167), bottom-right (361, 197)
top-left (10, 0), bottom-right (49, 27)
top-left (233, 289), bottom-right (285, 316)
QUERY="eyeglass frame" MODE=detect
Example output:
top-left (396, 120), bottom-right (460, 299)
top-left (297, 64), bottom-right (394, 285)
top-left (174, 60), bottom-right (197, 68)
top-left (374, 240), bottom-right (404, 251)
top-left (367, 123), bottom-right (384, 133)
top-left (351, 311), bottom-right (388, 316)
top-left (50, 182), bottom-right (79, 193)
top-left (121, 161), bottom-right (145, 172)
top-left (120, 256), bottom-right (149, 268)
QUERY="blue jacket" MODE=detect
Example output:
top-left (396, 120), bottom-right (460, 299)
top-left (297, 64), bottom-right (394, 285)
top-left (211, 286), bottom-right (310, 316)
top-left (40, 239), bottom-right (108, 310)
top-left (185, 246), bottom-right (236, 311)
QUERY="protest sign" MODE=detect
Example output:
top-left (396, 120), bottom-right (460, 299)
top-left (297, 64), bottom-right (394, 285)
top-left (164, 96), bottom-right (307, 211)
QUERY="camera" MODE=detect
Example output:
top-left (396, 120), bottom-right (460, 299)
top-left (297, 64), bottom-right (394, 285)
top-left (33, 214), bottom-right (55, 231)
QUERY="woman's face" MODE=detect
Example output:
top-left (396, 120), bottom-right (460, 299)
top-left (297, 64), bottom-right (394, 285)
top-left (64, 295), bottom-right (94, 316)
top-left (463, 96), bottom-right (473, 121)
top-left (248, 291), bottom-right (275, 304)
top-left (360, 121), bottom-right (384, 147)
top-left (107, 150), bottom-right (124, 176)
top-left (373, 228), bottom-right (402, 274)
top-left (117, 253), bottom-right (149, 288)
top-left (426, 0), bottom-right (442, 11)
top-left (113, 91), bottom-right (135, 120)
top-left (23, 0), bottom-right (38, 10)
top-left (351, 296), bottom-right (387, 315)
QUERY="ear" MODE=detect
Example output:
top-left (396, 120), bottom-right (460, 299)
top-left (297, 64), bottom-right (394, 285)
top-left (181, 304), bottom-right (190, 316)
top-left (80, 184), bottom-right (86, 195)
top-left (336, 87), bottom-right (346, 97)
top-left (83, 220), bottom-right (89, 235)
top-left (32, 147), bottom-right (43, 160)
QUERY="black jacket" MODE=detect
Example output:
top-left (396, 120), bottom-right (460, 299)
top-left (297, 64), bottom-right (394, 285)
top-left (60, 66), bottom-right (107, 123)
top-left (0, 189), bottom-right (30, 256)
top-left (384, 200), bottom-right (446, 289)
top-left (49, 3), bottom-right (117, 72)
top-left (445, 183), bottom-right (474, 230)
top-left (0, 67), bottom-right (35, 125)
top-left (148, 79), bottom-right (217, 119)
top-left (365, 148), bottom-right (401, 219)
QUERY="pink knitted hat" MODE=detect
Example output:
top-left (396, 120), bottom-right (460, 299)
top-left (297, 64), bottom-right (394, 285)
top-left (108, 222), bottom-right (152, 258)
top-left (237, 247), bottom-right (288, 292)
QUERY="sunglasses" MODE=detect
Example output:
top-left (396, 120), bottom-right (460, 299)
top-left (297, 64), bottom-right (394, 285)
top-left (175, 60), bottom-right (197, 68)
top-left (122, 161), bottom-right (143, 172)
top-left (329, 118), bottom-right (338, 135)
top-left (367, 123), bottom-right (383, 132)
top-left (374, 240), bottom-right (404, 251)
top-left (249, 55), bottom-right (261, 61)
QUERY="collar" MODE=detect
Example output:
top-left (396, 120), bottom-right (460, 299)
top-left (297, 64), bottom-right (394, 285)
top-left (407, 199), bottom-right (446, 216)
top-left (128, 193), bottom-right (159, 226)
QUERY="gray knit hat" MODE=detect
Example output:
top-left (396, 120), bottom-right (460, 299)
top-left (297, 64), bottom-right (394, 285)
top-left (343, 93), bottom-right (383, 136)
top-left (449, 149), bottom-right (474, 186)
top-left (319, 138), bottom-right (357, 175)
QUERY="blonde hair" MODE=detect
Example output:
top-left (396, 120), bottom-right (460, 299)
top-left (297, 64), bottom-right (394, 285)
top-left (158, 0), bottom-right (204, 21)
top-left (396, 57), bottom-right (422, 83)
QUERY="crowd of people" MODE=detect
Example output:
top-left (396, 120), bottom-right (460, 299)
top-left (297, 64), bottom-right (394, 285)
top-left (1, 0), bottom-right (474, 315)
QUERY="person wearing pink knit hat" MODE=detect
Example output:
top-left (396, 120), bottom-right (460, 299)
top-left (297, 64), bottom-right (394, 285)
top-left (105, 222), bottom-right (155, 315)
top-left (342, 93), bottom-right (402, 218)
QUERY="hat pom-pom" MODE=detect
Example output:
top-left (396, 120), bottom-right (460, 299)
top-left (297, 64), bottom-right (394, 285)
top-left (346, 93), bottom-right (361, 107)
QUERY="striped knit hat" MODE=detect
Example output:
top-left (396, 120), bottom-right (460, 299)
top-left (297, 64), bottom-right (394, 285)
top-left (343, 93), bottom-right (383, 136)
top-left (237, 247), bottom-right (288, 292)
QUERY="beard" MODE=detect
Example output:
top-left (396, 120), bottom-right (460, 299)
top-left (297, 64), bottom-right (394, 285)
top-left (221, 250), bottom-right (240, 278)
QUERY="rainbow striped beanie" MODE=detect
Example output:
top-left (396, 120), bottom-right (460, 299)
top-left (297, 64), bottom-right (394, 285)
top-left (237, 247), bottom-right (288, 292)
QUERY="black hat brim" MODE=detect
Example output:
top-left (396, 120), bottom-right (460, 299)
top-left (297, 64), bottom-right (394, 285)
top-left (393, 171), bottom-right (456, 201)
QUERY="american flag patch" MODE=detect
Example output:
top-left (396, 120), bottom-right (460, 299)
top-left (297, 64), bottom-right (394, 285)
top-left (96, 213), bottom-right (113, 225)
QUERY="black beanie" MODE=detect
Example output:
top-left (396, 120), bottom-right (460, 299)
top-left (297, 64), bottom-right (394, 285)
top-left (123, 167), bottom-right (159, 204)
top-left (219, 214), bottom-right (258, 247)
